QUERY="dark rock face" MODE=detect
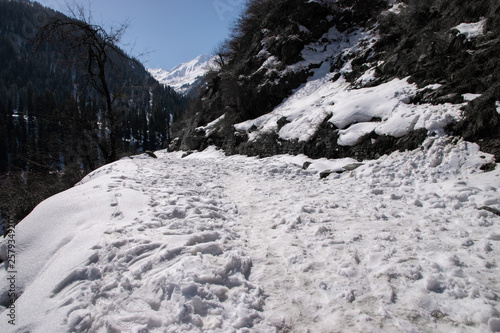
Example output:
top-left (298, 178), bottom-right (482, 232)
top-left (368, 0), bottom-right (500, 160)
top-left (451, 91), bottom-right (500, 160)
top-left (172, 0), bottom-right (500, 162)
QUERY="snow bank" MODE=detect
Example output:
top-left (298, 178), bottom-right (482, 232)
top-left (1, 136), bottom-right (499, 332)
top-left (236, 73), bottom-right (463, 146)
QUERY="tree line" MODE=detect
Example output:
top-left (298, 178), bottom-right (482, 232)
top-left (0, 0), bottom-right (187, 229)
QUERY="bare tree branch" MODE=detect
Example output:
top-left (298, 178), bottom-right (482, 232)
top-left (35, 3), bottom-right (138, 163)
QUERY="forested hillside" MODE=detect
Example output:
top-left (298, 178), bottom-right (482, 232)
top-left (0, 0), bottom-right (187, 227)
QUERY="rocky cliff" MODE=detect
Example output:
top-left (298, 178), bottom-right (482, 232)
top-left (171, 0), bottom-right (500, 162)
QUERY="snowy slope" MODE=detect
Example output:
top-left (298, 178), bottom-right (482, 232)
top-left (148, 55), bottom-right (214, 95)
top-left (1, 137), bottom-right (500, 332)
top-left (231, 26), bottom-right (463, 149)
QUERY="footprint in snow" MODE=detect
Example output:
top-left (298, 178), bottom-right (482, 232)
top-left (112, 208), bottom-right (124, 220)
top-left (110, 193), bottom-right (121, 207)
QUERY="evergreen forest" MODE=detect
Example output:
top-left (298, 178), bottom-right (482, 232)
top-left (0, 0), bottom-right (187, 227)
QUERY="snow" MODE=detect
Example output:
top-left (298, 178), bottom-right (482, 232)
top-left (236, 70), bottom-right (348, 142)
top-left (236, 73), bottom-right (463, 146)
top-left (454, 19), bottom-right (486, 40)
top-left (235, 23), bottom-right (463, 148)
top-left (463, 93), bottom-right (482, 102)
top-left (1, 136), bottom-right (499, 332)
top-left (1, 6), bottom-right (500, 331)
top-left (356, 67), bottom-right (376, 85)
top-left (388, 2), bottom-right (406, 15)
top-left (328, 77), bottom-right (416, 129)
top-left (259, 55), bottom-right (281, 71)
top-left (496, 101), bottom-right (500, 115)
top-left (306, 0), bottom-right (337, 4)
top-left (422, 83), bottom-right (443, 91)
top-left (235, 27), bottom-right (377, 142)
top-left (148, 55), bottom-right (215, 95)
top-left (338, 122), bottom-right (378, 146)
top-left (197, 114), bottom-right (226, 136)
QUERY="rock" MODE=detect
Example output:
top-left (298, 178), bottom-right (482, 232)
top-left (171, 0), bottom-right (500, 165)
top-left (431, 310), bottom-right (446, 320)
top-left (302, 161), bottom-right (312, 170)
top-left (277, 116), bottom-right (291, 131)
top-left (144, 151), bottom-right (158, 158)
top-left (320, 170), bottom-right (341, 179)
top-left (343, 163), bottom-right (364, 171)
top-left (481, 163), bottom-right (497, 172)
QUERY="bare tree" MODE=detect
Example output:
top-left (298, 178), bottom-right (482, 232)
top-left (36, 5), bottom-right (136, 163)
top-left (212, 40), bottom-right (231, 70)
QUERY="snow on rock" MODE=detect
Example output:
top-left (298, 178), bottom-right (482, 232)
top-left (463, 93), bottom-right (482, 102)
top-left (1, 136), bottom-right (499, 332)
top-left (235, 26), bottom-right (376, 142)
top-left (454, 19), bottom-right (487, 40)
top-left (338, 122), bottom-right (379, 146)
top-left (196, 113), bottom-right (226, 136)
top-left (234, 23), bottom-right (463, 147)
top-left (388, 1), bottom-right (406, 14)
top-left (327, 77), bottom-right (417, 129)
top-left (236, 72), bottom-right (463, 146)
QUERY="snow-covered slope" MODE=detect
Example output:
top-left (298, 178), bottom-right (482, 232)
top-left (175, 1), bottom-right (500, 163)
top-left (1, 138), bottom-right (500, 332)
top-left (148, 55), bottom-right (214, 95)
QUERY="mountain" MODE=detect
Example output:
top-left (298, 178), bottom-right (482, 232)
top-left (148, 55), bottom-right (215, 96)
top-left (171, 0), bottom-right (500, 163)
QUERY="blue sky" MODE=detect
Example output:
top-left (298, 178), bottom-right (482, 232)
top-left (36, 0), bottom-right (246, 70)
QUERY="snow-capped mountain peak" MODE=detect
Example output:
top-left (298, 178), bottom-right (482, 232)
top-left (148, 55), bottom-right (215, 96)
top-left (166, 54), bottom-right (213, 79)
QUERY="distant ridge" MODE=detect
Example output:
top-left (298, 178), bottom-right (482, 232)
top-left (148, 55), bottom-right (214, 96)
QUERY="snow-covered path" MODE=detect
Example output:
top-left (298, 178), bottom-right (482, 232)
top-left (1, 138), bottom-right (500, 332)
